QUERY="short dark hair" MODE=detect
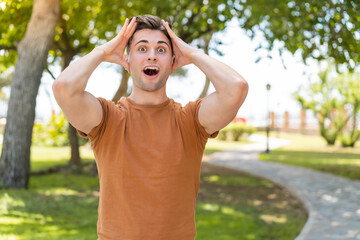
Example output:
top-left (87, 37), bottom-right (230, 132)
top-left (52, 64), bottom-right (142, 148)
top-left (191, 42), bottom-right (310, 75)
top-left (126, 15), bottom-right (174, 55)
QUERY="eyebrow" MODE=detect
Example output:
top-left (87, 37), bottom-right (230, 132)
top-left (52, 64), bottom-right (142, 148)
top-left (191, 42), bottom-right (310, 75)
top-left (135, 40), bottom-right (170, 48)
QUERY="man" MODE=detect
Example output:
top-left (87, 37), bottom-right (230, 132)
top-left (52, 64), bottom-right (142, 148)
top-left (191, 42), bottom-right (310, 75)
top-left (53, 15), bottom-right (248, 240)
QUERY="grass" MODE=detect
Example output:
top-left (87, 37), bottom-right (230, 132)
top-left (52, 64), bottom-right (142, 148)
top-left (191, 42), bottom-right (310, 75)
top-left (259, 132), bottom-right (360, 181)
top-left (204, 138), bottom-right (251, 155)
top-left (0, 141), bottom-right (307, 240)
top-left (195, 163), bottom-right (306, 240)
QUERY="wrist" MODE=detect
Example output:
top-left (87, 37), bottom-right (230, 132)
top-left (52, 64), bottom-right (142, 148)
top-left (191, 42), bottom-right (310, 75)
top-left (92, 47), bottom-right (106, 62)
top-left (190, 49), bottom-right (205, 63)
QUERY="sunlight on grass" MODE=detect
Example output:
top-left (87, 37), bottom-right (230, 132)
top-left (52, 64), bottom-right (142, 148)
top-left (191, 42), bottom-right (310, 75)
top-left (39, 188), bottom-right (79, 196)
top-left (202, 174), bottom-right (274, 188)
top-left (201, 203), bottom-right (220, 212)
top-left (1, 193), bottom-right (25, 209)
top-left (30, 146), bottom-right (95, 171)
top-left (260, 214), bottom-right (287, 223)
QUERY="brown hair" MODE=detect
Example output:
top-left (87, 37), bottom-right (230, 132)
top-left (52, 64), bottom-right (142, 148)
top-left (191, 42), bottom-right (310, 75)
top-left (126, 15), bottom-right (174, 55)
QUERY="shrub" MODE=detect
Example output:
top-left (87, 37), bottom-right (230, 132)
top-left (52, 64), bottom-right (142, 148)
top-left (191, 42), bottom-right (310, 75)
top-left (339, 130), bottom-right (360, 147)
top-left (32, 113), bottom-right (88, 147)
top-left (217, 122), bottom-right (256, 142)
top-left (217, 129), bottom-right (228, 141)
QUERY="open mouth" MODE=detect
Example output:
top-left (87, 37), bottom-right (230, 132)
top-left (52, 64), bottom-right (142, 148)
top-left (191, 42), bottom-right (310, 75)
top-left (143, 66), bottom-right (159, 77)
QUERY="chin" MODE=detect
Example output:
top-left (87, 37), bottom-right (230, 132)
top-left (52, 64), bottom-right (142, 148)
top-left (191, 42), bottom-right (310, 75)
top-left (137, 80), bottom-right (166, 92)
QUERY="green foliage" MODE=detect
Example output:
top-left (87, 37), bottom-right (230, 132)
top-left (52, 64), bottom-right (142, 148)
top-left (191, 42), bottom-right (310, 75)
top-left (339, 130), bottom-right (360, 148)
top-left (217, 129), bottom-right (228, 141)
top-left (33, 113), bottom-right (69, 147)
top-left (295, 63), bottom-right (360, 146)
top-left (32, 113), bottom-right (89, 147)
top-left (217, 122), bottom-right (256, 142)
top-left (240, 1), bottom-right (360, 70)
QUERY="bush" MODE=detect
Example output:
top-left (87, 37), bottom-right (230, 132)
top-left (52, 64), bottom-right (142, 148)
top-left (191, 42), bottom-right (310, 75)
top-left (217, 122), bottom-right (256, 142)
top-left (217, 129), bottom-right (228, 141)
top-left (32, 113), bottom-right (88, 147)
top-left (339, 130), bottom-right (360, 147)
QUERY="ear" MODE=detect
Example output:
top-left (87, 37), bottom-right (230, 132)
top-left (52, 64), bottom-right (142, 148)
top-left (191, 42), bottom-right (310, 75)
top-left (172, 56), bottom-right (175, 64)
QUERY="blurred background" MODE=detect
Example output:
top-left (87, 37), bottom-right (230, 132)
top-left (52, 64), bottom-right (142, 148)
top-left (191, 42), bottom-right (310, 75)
top-left (0, 0), bottom-right (359, 239)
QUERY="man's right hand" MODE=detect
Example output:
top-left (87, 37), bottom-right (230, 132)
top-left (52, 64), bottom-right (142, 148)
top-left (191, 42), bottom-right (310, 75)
top-left (97, 17), bottom-right (137, 73)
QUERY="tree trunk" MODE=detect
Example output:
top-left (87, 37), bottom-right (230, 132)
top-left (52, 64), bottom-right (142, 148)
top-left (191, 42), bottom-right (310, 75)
top-left (199, 77), bottom-right (210, 99)
top-left (0, 0), bottom-right (60, 188)
top-left (61, 51), bottom-right (82, 166)
top-left (112, 68), bottom-right (130, 103)
top-left (68, 123), bottom-right (81, 166)
top-left (198, 35), bottom-right (211, 99)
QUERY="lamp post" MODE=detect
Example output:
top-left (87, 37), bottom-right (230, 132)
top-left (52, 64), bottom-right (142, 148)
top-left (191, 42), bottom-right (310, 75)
top-left (265, 83), bottom-right (271, 154)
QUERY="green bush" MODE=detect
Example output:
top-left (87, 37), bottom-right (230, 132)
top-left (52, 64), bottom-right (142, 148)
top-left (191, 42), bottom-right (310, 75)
top-left (339, 130), bottom-right (360, 147)
top-left (32, 113), bottom-right (88, 147)
top-left (217, 122), bottom-right (256, 142)
top-left (217, 129), bottom-right (228, 141)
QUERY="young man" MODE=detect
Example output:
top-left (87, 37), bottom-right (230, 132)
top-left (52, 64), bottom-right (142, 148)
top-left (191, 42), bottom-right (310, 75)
top-left (53, 15), bottom-right (248, 240)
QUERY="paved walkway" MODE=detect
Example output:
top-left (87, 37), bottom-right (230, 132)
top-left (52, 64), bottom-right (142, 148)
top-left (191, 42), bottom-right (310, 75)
top-left (207, 135), bottom-right (360, 240)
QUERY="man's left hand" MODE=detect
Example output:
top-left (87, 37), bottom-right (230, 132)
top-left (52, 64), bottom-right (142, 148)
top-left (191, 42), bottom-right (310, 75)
top-left (161, 20), bottom-right (201, 72)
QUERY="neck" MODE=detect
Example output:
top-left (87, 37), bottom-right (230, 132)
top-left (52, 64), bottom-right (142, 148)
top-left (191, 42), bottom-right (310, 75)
top-left (128, 87), bottom-right (168, 105)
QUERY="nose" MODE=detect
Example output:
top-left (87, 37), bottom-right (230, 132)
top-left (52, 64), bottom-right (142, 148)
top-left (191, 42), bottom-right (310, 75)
top-left (147, 48), bottom-right (157, 61)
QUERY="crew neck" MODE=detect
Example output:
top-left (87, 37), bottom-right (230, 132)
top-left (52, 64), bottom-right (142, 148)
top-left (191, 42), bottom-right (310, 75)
top-left (125, 97), bottom-right (172, 108)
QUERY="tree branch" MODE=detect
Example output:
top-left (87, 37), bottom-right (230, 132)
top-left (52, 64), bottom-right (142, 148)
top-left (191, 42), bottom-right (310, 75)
top-left (0, 45), bottom-right (17, 51)
top-left (46, 65), bottom-right (56, 80)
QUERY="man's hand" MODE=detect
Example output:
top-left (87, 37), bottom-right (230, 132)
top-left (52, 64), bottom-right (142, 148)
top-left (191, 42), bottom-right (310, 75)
top-left (161, 20), bottom-right (248, 136)
top-left (97, 18), bottom-right (138, 73)
top-left (161, 20), bottom-right (201, 72)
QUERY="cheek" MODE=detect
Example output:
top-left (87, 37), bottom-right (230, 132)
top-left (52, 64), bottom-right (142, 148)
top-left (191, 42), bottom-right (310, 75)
top-left (159, 55), bottom-right (173, 66)
top-left (129, 55), bottom-right (144, 71)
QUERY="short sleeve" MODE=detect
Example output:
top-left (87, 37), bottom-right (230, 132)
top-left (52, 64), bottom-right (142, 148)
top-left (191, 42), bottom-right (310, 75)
top-left (76, 97), bottom-right (112, 144)
top-left (185, 98), bottom-right (219, 141)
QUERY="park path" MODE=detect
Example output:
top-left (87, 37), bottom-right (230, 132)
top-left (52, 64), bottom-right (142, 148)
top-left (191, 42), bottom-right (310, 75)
top-left (207, 134), bottom-right (360, 240)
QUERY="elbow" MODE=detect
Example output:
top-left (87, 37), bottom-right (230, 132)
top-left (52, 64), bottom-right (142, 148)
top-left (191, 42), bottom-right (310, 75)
top-left (238, 79), bottom-right (249, 92)
top-left (52, 79), bottom-right (65, 96)
top-left (52, 78), bottom-right (73, 99)
top-left (233, 78), bottom-right (249, 96)
top-left (229, 78), bottom-right (248, 105)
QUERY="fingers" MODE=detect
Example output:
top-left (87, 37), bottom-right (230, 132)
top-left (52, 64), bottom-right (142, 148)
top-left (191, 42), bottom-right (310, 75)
top-left (161, 20), bottom-right (176, 39)
top-left (118, 18), bottom-right (130, 36)
top-left (117, 17), bottom-right (137, 39)
top-left (125, 17), bottom-right (137, 38)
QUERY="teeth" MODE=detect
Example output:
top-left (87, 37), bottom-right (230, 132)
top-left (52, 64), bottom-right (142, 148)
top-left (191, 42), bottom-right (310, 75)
top-left (144, 66), bottom-right (159, 71)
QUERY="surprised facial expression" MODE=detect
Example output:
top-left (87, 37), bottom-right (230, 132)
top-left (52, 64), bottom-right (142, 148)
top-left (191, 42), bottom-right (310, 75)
top-left (128, 29), bottom-right (173, 93)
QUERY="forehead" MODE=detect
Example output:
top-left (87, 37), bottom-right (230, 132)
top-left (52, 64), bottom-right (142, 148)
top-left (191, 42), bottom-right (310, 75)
top-left (130, 29), bottom-right (171, 47)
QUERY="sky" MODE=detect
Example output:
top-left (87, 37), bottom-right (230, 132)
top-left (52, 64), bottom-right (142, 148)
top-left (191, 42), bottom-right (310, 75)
top-left (33, 19), bottom-right (321, 127)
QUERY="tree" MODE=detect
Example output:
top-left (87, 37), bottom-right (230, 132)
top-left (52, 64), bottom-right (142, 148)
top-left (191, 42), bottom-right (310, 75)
top-left (0, 0), bottom-right (242, 187)
top-left (335, 72), bottom-right (360, 147)
top-left (238, 0), bottom-right (360, 70)
top-left (296, 63), bottom-right (360, 146)
top-left (0, 0), bottom-right (60, 188)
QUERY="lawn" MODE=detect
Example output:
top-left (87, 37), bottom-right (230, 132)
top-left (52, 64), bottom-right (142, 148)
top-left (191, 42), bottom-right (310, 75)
top-left (259, 132), bottom-right (360, 181)
top-left (0, 141), bottom-right (307, 240)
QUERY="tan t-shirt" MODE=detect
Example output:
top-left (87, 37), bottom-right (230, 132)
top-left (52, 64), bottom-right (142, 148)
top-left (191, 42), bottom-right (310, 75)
top-left (77, 97), bottom-right (218, 240)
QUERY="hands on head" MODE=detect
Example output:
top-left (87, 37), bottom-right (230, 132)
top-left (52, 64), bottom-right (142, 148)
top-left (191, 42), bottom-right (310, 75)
top-left (160, 20), bottom-right (199, 73)
top-left (97, 17), bottom-right (137, 73)
top-left (98, 17), bottom-right (200, 73)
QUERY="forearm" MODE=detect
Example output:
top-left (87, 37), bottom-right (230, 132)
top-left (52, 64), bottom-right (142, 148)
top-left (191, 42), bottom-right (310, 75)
top-left (191, 50), bottom-right (248, 98)
top-left (53, 47), bottom-right (105, 96)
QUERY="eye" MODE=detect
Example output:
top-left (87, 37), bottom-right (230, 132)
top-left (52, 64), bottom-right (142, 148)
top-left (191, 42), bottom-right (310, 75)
top-left (138, 46), bottom-right (146, 52)
top-left (158, 47), bottom-right (166, 53)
